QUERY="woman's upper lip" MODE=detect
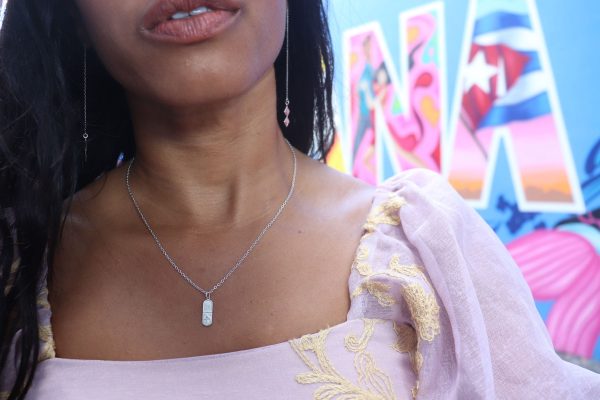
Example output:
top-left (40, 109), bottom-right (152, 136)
top-left (142, 0), bottom-right (241, 31)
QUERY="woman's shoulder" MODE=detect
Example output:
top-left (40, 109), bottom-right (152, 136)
top-left (318, 163), bottom-right (457, 211)
top-left (362, 168), bottom-right (469, 234)
top-left (316, 166), bottom-right (465, 251)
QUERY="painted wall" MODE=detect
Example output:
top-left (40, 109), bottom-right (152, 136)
top-left (327, 0), bottom-right (600, 363)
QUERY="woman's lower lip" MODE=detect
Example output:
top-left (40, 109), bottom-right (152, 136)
top-left (142, 9), bottom-right (240, 44)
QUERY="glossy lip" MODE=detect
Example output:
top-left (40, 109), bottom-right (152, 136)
top-left (141, 0), bottom-right (242, 44)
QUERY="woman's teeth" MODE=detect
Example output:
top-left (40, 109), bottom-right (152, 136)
top-left (170, 6), bottom-right (212, 20)
top-left (190, 6), bottom-right (212, 16)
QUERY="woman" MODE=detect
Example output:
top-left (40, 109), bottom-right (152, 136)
top-left (0, 0), bottom-right (598, 399)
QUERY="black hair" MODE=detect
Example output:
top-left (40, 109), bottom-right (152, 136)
top-left (373, 63), bottom-right (390, 86)
top-left (0, 0), bottom-right (335, 398)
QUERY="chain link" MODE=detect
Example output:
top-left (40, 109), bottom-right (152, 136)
top-left (125, 138), bottom-right (297, 299)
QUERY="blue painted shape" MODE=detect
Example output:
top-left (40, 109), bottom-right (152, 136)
top-left (535, 299), bottom-right (555, 322)
top-left (474, 12), bottom-right (532, 36)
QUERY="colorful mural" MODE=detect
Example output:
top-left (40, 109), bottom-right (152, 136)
top-left (343, 3), bottom-right (445, 183)
top-left (328, 0), bottom-right (600, 365)
top-left (446, 0), bottom-right (583, 213)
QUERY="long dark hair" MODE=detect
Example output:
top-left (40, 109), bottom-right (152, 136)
top-left (0, 0), bottom-right (335, 397)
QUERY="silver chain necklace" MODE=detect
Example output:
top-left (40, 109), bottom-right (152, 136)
top-left (125, 138), bottom-right (297, 327)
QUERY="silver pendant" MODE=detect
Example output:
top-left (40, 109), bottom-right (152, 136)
top-left (202, 298), bottom-right (213, 327)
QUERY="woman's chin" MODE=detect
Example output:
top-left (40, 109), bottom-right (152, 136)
top-left (128, 68), bottom-right (268, 111)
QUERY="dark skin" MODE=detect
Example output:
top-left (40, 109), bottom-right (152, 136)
top-left (49, 0), bottom-right (376, 361)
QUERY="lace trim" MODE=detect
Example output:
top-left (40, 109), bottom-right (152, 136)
top-left (289, 318), bottom-right (398, 400)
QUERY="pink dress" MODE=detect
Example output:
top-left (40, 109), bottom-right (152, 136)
top-left (2, 169), bottom-right (600, 399)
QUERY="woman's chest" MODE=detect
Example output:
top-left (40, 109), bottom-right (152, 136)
top-left (48, 221), bottom-right (363, 361)
top-left (29, 319), bottom-right (417, 400)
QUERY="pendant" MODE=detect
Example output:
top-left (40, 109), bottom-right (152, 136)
top-left (202, 298), bottom-right (213, 327)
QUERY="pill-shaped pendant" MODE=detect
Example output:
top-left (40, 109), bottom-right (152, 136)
top-left (202, 298), bottom-right (213, 327)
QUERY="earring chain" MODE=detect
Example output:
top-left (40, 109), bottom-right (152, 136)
top-left (283, 6), bottom-right (291, 127)
top-left (83, 47), bottom-right (89, 162)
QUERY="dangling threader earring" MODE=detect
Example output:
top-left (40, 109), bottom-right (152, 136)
top-left (83, 47), bottom-right (89, 162)
top-left (283, 5), bottom-right (291, 128)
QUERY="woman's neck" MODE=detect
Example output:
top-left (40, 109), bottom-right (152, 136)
top-left (122, 68), bottom-right (297, 231)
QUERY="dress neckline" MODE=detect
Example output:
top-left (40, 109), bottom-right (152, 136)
top-left (39, 183), bottom-right (383, 365)
top-left (45, 319), bottom-right (366, 366)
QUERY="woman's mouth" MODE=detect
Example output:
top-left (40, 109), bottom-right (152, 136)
top-left (141, 0), bottom-right (241, 44)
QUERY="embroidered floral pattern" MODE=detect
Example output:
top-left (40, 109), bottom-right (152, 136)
top-left (352, 258), bottom-right (440, 343)
top-left (344, 319), bottom-right (378, 353)
top-left (354, 258), bottom-right (439, 400)
top-left (348, 194), bottom-right (441, 400)
top-left (353, 244), bottom-right (373, 276)
top-left (388, 257), bottom-right (425, 279)
top-left (362, 193), bottom-right (405, 235)
top-left (3, 257), bottom-right (56, 365)
top-left (290, 318), bottom-right (397, 400)
top-left (392, 322), bottom-right (421, 400)
top-left (38, 323), bottom-right (56, 361)
top-left (351, 280), bottom-right (396, 307)
top-left (36, 283), bottom-right (56, 362)
top-left (345, 320), bottom-right (396, 399)
top-left (36, 285), bottom-right (49, 308)
top-left (402, 284), bottom-right (440, 342)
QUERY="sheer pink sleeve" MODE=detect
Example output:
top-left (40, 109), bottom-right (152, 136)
top-left (384, 168), bottom-right (600, 399)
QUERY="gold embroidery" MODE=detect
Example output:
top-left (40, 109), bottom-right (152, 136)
top-left (355, 255), bottom-right (440, 343)
top-left (353, 244), bottom-right (373, 276)
top-left (3, 257), bottom-right (57, 365)
top-left (350, 195), bottom-right (408, 307)
top-left (403, 284), bottom-right (440, 342)
top-left (392, 322), bottom-right (421, 399)
top-left (346, 192), bottom-right (439, 400)
top-left (345, 320), bottom-right (396, 398)
top-left (35, 279), bottom-right (56, 362)
top-left (412, 351), bottom-right (423, 375)
top-left (399, 281), bottom-right (436, 400)
top-left (353, 254), bottom-right (441, 400)
top-left (38, 324), bottom-right (56, 361)
top-left (356, 243), bottom-right (370, 262)
top-left (351, 280), bottom-right (396, 307)
top-left (363, 194), bottom-right (406, 235)
top-left (411, 381), bottom-right (420, 400)
top-left (37, 285), bottom-right (50, 308)
top-left (388, 256), bottom-right (424, 279)
top-left (356, 262), bottom-right (373, 276)
top-left (289, 319), bottom-right (397, 400)
top-left (344, 318), bottom-right (377, 352)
